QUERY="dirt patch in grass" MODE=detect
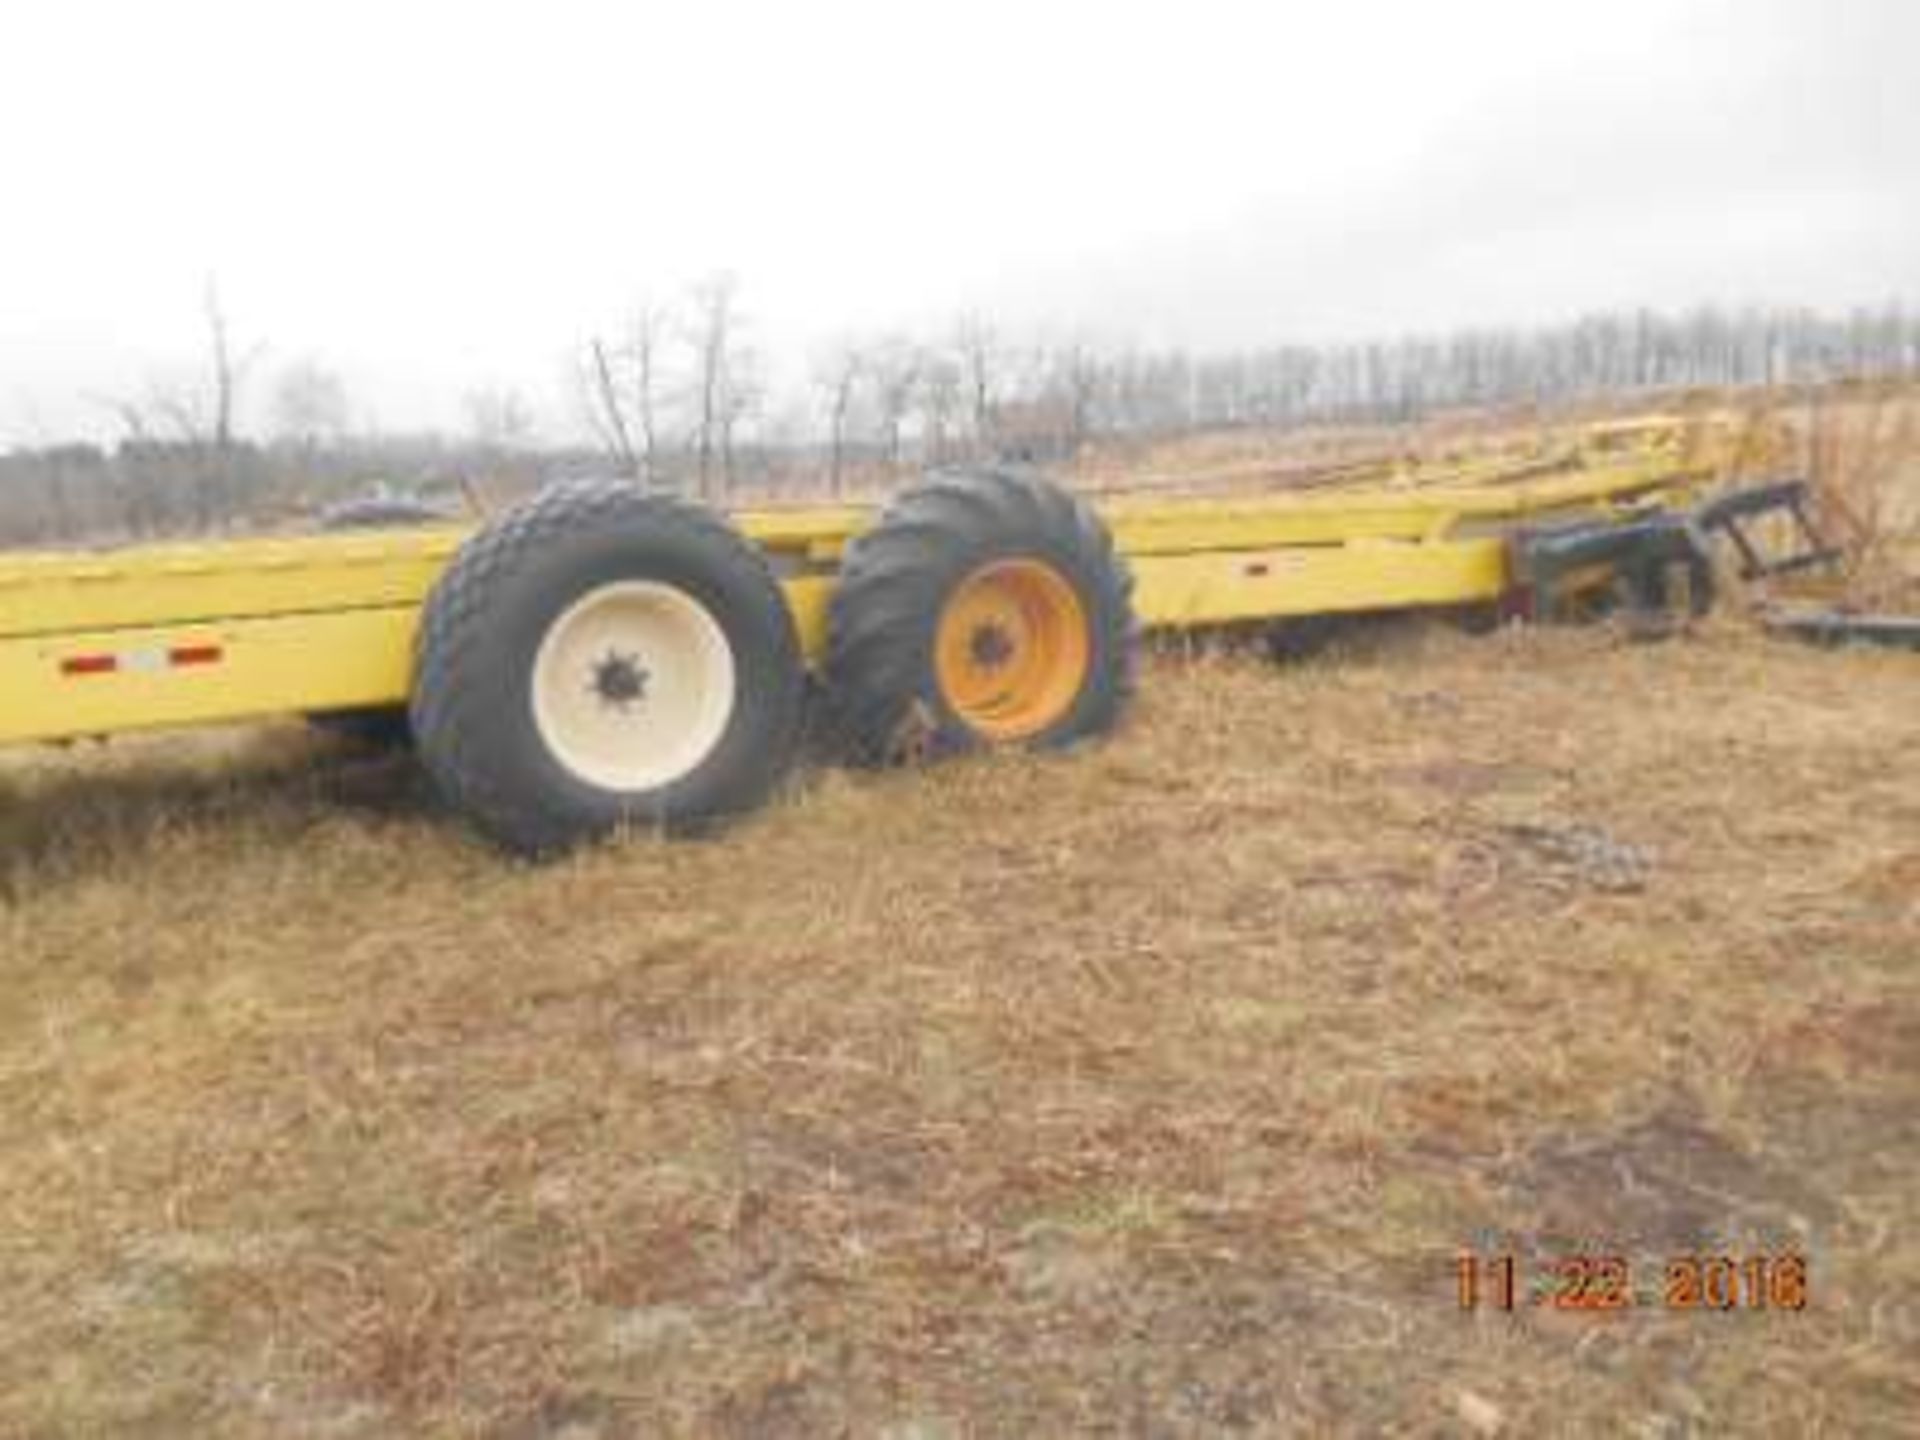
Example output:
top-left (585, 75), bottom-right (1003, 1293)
top-left (2, 623), bottom-right (1917, 1436)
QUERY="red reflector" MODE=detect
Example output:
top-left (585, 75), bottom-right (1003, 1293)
top-left (170, 644), bottom-right (224, 667)
top-left (60, 654), bottom-right (117, 676)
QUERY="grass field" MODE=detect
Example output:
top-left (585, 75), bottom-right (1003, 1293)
top-left (3, 618), bottom-right (1917, 1436)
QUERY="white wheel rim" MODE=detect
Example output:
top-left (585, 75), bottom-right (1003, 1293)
top-left (530, 580), bottom-right (737, 792)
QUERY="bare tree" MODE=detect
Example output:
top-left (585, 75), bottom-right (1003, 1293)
top-left (1052, 341), bottom-right (1104, 462)
top-left (464, 386), bottom-right (535, 450)
top-left (686, 272), bottom-right (742, 502)
top-left (85, 393), bottom-right (169, 535)
top-left (135, 279), bottom-right (265, 528)
top-left (90, 392), bottom-right (152, 446)
top-left (718, 342), bottom-right (764, 492)
top-left (867, 337), bottom-right (923, 474)
top-left (584, 336), bottom-right (639, 479)
top-left (919, 351), bottom-right (963, 468)
top-left (813, 342), bottom-right (865, 495)
top-left (954, 314), bottom-right (1000, 456)
top-left (271, 358), bottom-right (350, 448)
top-left (629, 302), bottom-right (668, 486)
top-left (580, 300), bottom-right (674, 486)
top-left (148, 282), bottom-right (260, 441)
top-left (204, 280), bottom-right (246, 451)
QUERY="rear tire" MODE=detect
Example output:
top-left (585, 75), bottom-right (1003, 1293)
top-left (823, 467), bottom-right (1136, 765)
top-left (410, 482), bottom-right (804, 856)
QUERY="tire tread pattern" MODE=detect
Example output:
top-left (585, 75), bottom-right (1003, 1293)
top-left (823, 466), bottom-right (1137, 764)
top-left (412, 481), bottom-right (802, 854)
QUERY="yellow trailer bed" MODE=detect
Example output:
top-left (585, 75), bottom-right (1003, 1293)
top-left (0, 452), bottom-right (1708, 749)
top-left (3, 418), bottom-right (1780, 853)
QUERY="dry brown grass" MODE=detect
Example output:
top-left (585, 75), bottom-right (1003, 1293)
top-left (3, 621), bottom-right (1918, 1437)
top-left (1797, 386), bottom-right (1920, 610)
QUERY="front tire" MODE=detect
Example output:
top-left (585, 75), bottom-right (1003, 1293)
top-left (823, 467), bottom-right (1136, 764)
top-left (411, 482), bottom-right (804, 856)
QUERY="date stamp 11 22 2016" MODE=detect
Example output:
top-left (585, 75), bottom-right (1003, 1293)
top-left (1457, 1252), bottom-right (1809, 1313)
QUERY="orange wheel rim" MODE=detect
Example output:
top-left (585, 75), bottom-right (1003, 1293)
top-left (933, 558), bottom-right (1091, 741)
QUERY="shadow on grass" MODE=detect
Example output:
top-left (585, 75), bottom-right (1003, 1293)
top-left (0, 729), bottom-right (439, 900)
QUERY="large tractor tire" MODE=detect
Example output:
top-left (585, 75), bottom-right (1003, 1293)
top-left (307, 495), bottom-right (457, 749)
top-left (410, 481), bottom-right (804, 856)
top-left (823, 467), bottom-right (1136, 765)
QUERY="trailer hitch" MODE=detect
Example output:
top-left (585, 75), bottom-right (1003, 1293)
top-left (1512, 478), bottom-right (1840, 626)
top-left (1690, 479), bottom-right (1844, 582)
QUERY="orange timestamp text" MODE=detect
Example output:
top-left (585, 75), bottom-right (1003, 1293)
top-left (1456, 1252), bottom-right (1808, 1313)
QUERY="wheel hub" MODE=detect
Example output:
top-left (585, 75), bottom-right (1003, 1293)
top-left (969, 624), bottom-right (1016, 670)
top-left (933, 558), bottom-right (1091, 740)
top-left (590, 649), bottom-right (650, 709)
top-left (530, 580), bottom-right (738, 792)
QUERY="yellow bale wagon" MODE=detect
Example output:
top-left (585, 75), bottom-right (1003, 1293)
top-left (0, 422), bottom-right (1805, 854)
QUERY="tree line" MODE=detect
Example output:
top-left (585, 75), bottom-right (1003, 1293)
top-left (3, 293), bottom-right (1917, 546)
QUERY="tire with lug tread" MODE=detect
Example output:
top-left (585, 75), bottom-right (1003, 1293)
top-left (308, 495), bottom-right (455, 748)
top-left (824, 466), bottom-right (1136, 765)
top-left (411, 481), bottom-right (804, 856)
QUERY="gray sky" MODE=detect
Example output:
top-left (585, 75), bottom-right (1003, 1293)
top-left (1, 0), bottom-right (1914, 443)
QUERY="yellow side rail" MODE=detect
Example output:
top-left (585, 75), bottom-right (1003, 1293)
top-left (0, 443), bottom-right (1715, 748)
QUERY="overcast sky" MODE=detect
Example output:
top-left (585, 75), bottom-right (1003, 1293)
top-left (0, 0), bottom-right (1914, 443)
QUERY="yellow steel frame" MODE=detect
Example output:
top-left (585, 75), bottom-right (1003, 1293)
top-left (0, 440), bottom-right (1716, 747)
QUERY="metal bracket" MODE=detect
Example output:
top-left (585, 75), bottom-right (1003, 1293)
top-left (1511, 477), bottom-right (1844, 625)
top-left (1512, 513), bottom-right (1714, 624)
top-left (1691, 479), bottom-right (1844, 581)
top-left (1766, 611), bottom-right (1920, 652)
